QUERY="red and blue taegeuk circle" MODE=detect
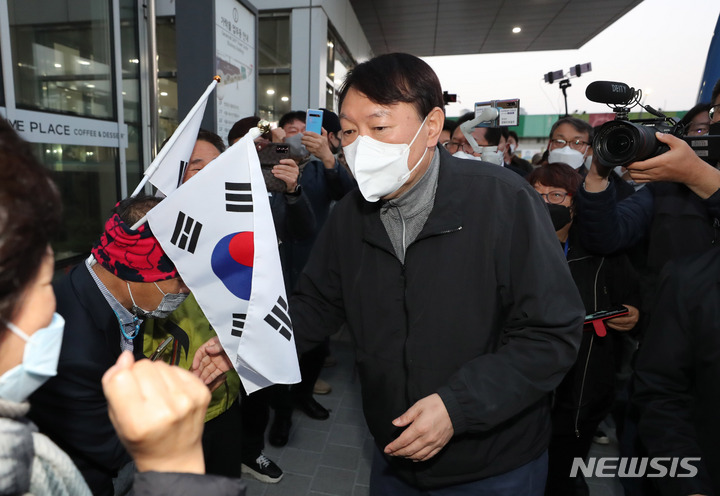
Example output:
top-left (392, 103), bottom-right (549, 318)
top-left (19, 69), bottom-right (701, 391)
top-left (211, 231), bottom-right (254, 300)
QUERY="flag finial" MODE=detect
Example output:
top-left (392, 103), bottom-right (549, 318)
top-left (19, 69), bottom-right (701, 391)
top-left (213, 75), bottom-right (221, 82)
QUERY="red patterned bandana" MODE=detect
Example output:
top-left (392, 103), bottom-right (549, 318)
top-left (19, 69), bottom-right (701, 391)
top-left (91, 213), bottom-right (178, 282)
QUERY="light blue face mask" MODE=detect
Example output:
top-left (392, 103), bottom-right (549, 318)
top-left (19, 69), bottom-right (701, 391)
top-left (0, 313), bottom-right (65, 403)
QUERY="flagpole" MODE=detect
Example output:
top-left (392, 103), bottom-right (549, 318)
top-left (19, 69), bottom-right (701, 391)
top-left (130, 76), bottom-right (220, 197)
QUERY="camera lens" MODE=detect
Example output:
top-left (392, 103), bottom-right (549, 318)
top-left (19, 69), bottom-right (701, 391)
top-left (595, 120), bottom-right (661, 168)
top-left (606, 128), bottom-right (633, 156)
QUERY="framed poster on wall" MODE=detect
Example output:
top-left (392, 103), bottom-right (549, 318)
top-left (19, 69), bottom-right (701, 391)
top-left (214, 0), bottom-right (256, 141)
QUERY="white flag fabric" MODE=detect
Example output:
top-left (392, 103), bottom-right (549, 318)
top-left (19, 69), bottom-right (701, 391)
top-left (137, 79), bottom-right (217, 197)
top-left (145, 133), bottom-right (301, 393)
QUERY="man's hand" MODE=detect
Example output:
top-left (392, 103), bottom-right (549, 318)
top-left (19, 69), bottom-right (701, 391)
top-left (272, 158), bottom-right (300, 193)
top-left (191, 336), bottom-right (232, 392)
top-left (606, 304), bottom-right (640, 332)
top-left (583, 155), bottom-right (611, 193)
top-left (102, 351), bottom-right (209, 474)
top-left (270, 127), bottom-right (285, 142)
top-left (626, 132), bottom-right (720, 199)
top-left (383, 393), bottom-right (454, 462)
top-left (301, 129), bottom-right (336, 169)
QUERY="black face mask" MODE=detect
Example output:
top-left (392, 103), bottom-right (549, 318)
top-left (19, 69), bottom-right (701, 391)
top-left (547, 203), bottom-right (572, 231)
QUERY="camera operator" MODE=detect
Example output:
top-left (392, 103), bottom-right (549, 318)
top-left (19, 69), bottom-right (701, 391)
top-left (574, 79), bottom-right (720, 496)
top-left (576, 79), bottom-right (720, 291)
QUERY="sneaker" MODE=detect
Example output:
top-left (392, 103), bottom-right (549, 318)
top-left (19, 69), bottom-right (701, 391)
top-left (241, 452), bottom-right (283, 483)
top-left (593, 429), bottom-right (610, 445)
top-left (313, 378), bottom-right (332, 395)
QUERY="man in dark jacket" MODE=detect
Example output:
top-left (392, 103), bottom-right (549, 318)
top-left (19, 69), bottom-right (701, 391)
top-left (289, 53), bottom-right (584, 494)
top-left (633, 247), bottom-right (720, 496)
top-left (29, 196), bottom-right (193, 495)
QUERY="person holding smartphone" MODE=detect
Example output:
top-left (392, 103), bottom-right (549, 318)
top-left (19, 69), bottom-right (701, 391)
top-left (526, 162), bottom-right (641, 496)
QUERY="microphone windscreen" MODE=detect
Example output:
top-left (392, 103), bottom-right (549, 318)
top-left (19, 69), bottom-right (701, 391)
top-left (585, 81), bottom-right (634, 105)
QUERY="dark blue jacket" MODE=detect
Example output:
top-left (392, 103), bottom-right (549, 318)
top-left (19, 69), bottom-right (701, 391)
top-left (30, 265), bottom-right (139, 495)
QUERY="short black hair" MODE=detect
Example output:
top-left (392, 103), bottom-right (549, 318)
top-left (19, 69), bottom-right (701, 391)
top-left (712, 78), bottom-right (720, 105)
top-left (549, 117), bottom-right (594, 145)
top-left (279, 111), bottom-right (306, 129)
top-left (508, 130), bottom-right (520, 142)
top-left (442, 119), bottom-right (457, 134)
top-left (197, 129), bottom-right (225, 153)
top-left (454, 111), bottom-right (502, 146)
top-left (113, 195), bottom-right (162, 225)
top-left (228, 116), bottom-right (271, 144)
top-left (0, 118), bottom-right (61, 322)
top-left (338, 53), bottom-right (444, 120)
top-left (679, 103), bottom-right (711, 128)
top-left (319, 108), bottom-right (341, 134)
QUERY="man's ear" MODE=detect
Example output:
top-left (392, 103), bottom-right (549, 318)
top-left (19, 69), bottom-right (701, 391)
top-left (424, 107), bottom-right (445, 148)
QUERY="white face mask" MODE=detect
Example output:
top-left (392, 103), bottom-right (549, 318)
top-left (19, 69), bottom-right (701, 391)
top-left (509, 143), bottom-right (517, 154)
top-left (344, 117), bottom-right (428, 202)
top-left (548, 146), bottom-right (586, 170)
top-left (452, 148), bottom-right (504, 166)
top-left (0, 313), bottom-right (65, 402)
top-left (452, 150), bottom-right (483, 161)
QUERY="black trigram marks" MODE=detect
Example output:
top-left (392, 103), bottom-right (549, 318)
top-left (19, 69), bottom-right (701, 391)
top-left (170, 211), bottom-right (202, 253)
top-left (225, 182), bottom-right (253, 212)
top-left (177, 160), bottom-right (188, 187)
top-left (231, 313), bottom-right (246, 337)
top-left (263, 296), bottom-right (292, 341)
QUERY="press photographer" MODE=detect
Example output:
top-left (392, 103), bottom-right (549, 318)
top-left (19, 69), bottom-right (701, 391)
top-left (573, 77), bottom-right (720, 496)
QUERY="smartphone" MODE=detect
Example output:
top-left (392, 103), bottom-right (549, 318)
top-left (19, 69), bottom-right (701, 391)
top-left (150, 336), bottom-right (174, 362)
top-left (306, 109), bottom-right (324, 135)
top-left (584, 306), bottom-right (629, 323)
top-left (257, 142), bottom-right (290, 167)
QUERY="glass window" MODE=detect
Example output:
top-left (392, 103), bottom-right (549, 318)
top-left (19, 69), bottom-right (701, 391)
top-left (258, 74), bottom-right (290, 124)
top-left (326, 29), bottom-right (353, 112)
top-left (258, 14), bottom-right (290, 123)
top-left (121, 0), bottom-right (143, 190)
top-left (259, 15), bottom-right (290, 69)
top-left (8, 0), bottom-right (115, 119)
top-left (157, 16), bottom-right (178, 146)
top-left (34, 142), bottom-right (119, 263)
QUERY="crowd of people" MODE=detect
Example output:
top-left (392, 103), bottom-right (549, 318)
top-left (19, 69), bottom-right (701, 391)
top-left (1, 50), bottom-right (719, 496)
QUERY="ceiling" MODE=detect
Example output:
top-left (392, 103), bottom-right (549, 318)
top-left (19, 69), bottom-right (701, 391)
top-left (348, 0), bottom-right (643, 57)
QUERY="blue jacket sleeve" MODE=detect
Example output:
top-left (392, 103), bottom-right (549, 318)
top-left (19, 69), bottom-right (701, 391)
top-left (574, 181), bottom-right (654, 255)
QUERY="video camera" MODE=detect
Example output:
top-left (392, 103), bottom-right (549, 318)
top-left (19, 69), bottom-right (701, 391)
top-left (587, 81), bottom-right (720, 168)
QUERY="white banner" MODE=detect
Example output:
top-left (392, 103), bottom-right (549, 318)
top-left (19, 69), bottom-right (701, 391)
top-left (1, 108), bottom-right (128, 148)
top-left (145, 133), bottom-right (300, 393)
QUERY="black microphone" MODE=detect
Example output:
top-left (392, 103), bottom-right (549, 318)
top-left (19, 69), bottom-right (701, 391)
top-left (585, 81), bottom-right (635, 105)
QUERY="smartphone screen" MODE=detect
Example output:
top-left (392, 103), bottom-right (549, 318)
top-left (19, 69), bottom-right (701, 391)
top-left (306, 109), bottom-right (324, 135)
top-left (584, 306), bottom-right (629, 323)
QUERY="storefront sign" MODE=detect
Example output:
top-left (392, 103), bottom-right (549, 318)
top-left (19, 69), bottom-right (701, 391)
top-left (0, 108), bottom-right (128, 148)
top-left (214, 0), bottom-right (255, 141)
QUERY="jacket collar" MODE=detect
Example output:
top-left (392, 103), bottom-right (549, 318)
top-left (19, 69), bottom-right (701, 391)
top-left (362, 146), bottom-right (465, 252)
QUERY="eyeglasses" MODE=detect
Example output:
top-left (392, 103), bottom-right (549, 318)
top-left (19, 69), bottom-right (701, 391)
top-left (548, 138), bottom-right (589, 151)
top-left (537, 191), bottom-right (571, 204)
top-left (444, 140), bottom-right (474, 154)
top-left (709, 104), bottom-right (720, 123)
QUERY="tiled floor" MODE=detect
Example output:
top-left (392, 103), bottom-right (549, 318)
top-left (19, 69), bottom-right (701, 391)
top-left (241, 332), bottom-right (624, 496)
